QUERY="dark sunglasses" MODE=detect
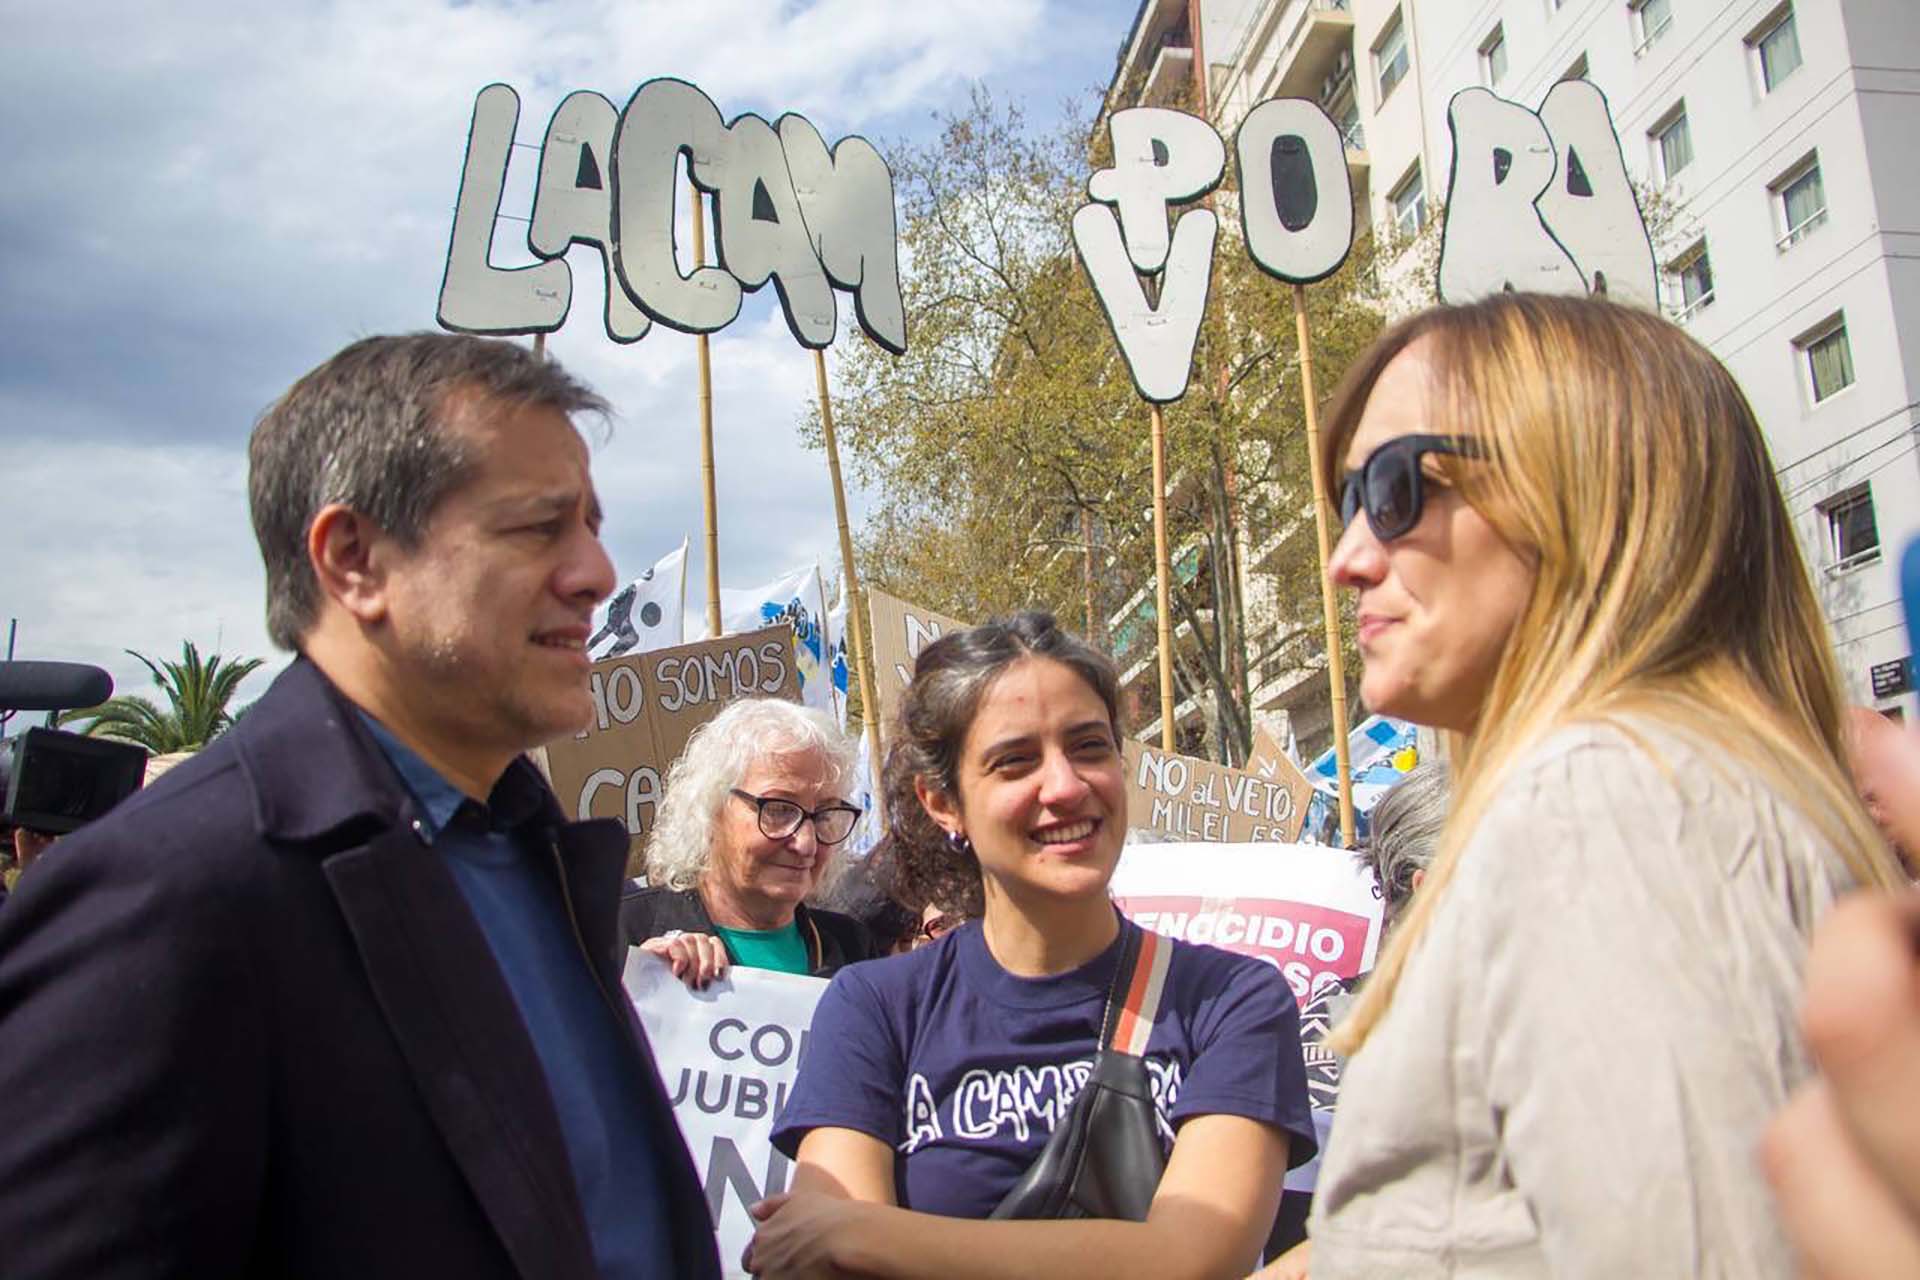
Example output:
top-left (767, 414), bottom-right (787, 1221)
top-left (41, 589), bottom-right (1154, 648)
top-left (1338, 433), bottom-right (1487, 542)
top-left (730, 789), bottom-right (863, 846)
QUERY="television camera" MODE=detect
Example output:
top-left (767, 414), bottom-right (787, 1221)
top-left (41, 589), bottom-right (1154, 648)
top-left (0, 662), bottom-right (148, 836)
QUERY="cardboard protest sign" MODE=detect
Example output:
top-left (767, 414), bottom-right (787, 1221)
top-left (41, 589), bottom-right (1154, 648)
top-left (1438, 80), bottom-right (1656, 308)
top-left (625, 954), bottom-right (827, 1280)
top-left (1234, 97), bottom-right (1355, 286)
top-left (865, 586), bottom-right (969, 736)
top-left (1110, 840), bottom-right (1384, 1004)
top-left (1122, 740), bottom-right (1312, 844)
top-left (1074, 107), bottom-right (1223, 403)
top-left (440, 80), bottom-right (905, 354)
top-left (544, 625), bottom-right (798, 866)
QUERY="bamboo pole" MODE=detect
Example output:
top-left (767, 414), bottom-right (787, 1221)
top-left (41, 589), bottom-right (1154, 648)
top-left (1149, 403), bottom-right (1177, 752)
top-left (812, 347), bottom-right (885, 822)
top-left (692, 193), bottom-right (722, 636)
top-left (1082, 508), bottom-right (1098, 649)
top-left (1292, 283), bottom-right (1355, 847)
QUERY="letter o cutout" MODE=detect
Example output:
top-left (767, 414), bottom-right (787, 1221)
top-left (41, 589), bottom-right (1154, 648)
top-left (1235, 98), bottom-right (1354, 285)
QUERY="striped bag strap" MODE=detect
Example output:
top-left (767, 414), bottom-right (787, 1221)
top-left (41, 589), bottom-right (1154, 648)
top-left (1103, 924), bottom-right (1173, 1058)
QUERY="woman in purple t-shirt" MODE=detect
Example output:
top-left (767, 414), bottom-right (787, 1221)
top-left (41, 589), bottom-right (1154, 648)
top-left (751, 613), bottom-right (1315, 1278)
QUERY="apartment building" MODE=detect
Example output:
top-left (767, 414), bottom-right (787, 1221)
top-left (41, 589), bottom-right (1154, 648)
top-left (1110, 0), bottom-right (1920, 723)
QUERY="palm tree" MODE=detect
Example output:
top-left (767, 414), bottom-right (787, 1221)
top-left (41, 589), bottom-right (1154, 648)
top-left (59, 642), bottom-right (266, 752)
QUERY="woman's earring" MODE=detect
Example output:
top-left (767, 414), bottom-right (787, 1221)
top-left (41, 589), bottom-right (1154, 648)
top-left (947, 830), bottom-right (973, 856)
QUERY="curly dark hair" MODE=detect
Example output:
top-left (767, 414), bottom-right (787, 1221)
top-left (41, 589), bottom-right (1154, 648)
top-left (881, 611), bottom-right (1122, 918)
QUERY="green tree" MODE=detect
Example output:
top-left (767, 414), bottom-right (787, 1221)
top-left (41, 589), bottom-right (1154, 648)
top-left (811, 89), bottom-right (1385, 764)
top-left (59, 641), bottom-right (265, 752)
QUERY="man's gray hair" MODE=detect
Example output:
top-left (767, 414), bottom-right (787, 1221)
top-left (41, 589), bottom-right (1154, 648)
top-left (248, 332), bottom-right (609, 651)
top-left (647, 698), bottom-right (862, 895)
top-left (1366, 760), bottom-right (1450, 928)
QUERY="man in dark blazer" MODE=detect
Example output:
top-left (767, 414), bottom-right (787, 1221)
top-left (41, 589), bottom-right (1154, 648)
top-left (0, 334), bottom-right (722, 1279)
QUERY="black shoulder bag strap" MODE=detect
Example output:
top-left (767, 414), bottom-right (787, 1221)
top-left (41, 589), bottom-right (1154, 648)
top-left (989, 920), bottom-right (1173, 1221)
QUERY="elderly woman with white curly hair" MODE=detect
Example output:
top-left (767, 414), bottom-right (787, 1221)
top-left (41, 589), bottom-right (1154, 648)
top-left (619, 697), bottom-right (878, 987)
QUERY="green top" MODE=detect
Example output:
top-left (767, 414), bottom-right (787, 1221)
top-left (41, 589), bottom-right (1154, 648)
top-left (714, 920), bottom-right (810, 975)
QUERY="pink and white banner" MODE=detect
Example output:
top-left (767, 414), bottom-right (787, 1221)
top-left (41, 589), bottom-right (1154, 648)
top-left (1111, 841), bottom-right (1384, 1004)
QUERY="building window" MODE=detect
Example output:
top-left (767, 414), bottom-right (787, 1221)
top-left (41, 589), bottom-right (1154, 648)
top-left (1390, 165), bottom-right (1426, 239)
top-left (1797, 315), bottom-right (1855, 403)
top-left (1563, 51), bottom-right (1590, 81)
top-left (1651, 106), bottom-right (1692, 184)
top-left (1751, 5), bottom-right (1804, 92)
top-left (1632, 0), bottom-right (1673, 56)
top-left (1773, 155), bottom-right (1827, 248)
top-left (1376, 12), bottom-right (1410, 101)
top-left (1666, 240), bottom-right (1714, 319)
top-left (1480, 25), bottom-right (1508, 86)
top-left (1820, 484), bottom-right (1880, 568)
top-left (1338, 99), bottom-right (1364, 151)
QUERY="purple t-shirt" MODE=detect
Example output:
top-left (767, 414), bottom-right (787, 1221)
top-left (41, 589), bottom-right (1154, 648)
top-left (771, 920), bottom-right (1316, 1219)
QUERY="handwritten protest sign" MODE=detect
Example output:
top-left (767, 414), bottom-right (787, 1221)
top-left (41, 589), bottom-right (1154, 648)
top-left (1111, 840), bottom-right (1383, 1003)
top-left (625, 953), bottom-right (827, 1280)
top-left (1121, 741), bottom-right (1312, 844)
top-left (865, 586), bottom-right (968, 733)
top-left (544, 625), bottom-right (798, 867)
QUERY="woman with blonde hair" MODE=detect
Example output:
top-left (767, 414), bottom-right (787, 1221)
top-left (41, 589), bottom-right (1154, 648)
top-left (1298, 292), bottom-right (1906, 1278)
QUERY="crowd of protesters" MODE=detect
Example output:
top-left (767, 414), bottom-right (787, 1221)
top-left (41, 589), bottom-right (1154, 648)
top-left (1, 293), bottom-right (1919, 1279)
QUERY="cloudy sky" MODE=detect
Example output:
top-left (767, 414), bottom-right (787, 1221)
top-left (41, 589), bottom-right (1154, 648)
top-left (0, 0), bottom-right (1118, 712)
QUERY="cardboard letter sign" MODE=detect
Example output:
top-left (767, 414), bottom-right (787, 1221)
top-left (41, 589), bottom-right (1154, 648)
top-left (545, 625), bottom-right (798, 867)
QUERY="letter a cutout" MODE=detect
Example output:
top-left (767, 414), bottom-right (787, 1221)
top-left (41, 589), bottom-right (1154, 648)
top-left (1536, 80), bottom-right (1657, 308)
top-left (528, 90), bottom-right (652, 343)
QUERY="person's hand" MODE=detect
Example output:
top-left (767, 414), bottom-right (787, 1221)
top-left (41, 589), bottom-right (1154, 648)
top-left (12, 826), bottom-right (55, 871)
top-left (1845, 709), bottom-right (1920, 865)
top-left (639, 931), bottom-right (730, 989)
top-left (1765, 892), bottom-right (1920, 1277)
top-left (1252, 1238), bottom-right (1312, 1278)
top-left (742, 1190), bottom-right (865, 1278)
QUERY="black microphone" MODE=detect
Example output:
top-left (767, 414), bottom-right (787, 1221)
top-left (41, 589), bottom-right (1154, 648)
top-left (0, 661), bottom-right (115, 712)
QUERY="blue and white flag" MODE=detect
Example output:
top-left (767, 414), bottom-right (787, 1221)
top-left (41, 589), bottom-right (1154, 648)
top-left (826, 584), bottom-right (851, 728)
top-left (691, 564), bottom-right (835, 716)
top-left (1307, 714), bottom-right (1418, 813)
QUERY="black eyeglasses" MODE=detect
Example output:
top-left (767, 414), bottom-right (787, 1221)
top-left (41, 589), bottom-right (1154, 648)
top-left (1338, 433), bottom-right (1486, 542)
top-left (729, 789), bottom-right (863, 846)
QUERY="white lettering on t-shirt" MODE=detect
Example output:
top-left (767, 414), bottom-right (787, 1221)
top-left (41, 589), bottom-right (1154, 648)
top-left (907, 1057), bottom-right (1185, 1150)
top-left (901, 1073), bottom-right (943, 1154)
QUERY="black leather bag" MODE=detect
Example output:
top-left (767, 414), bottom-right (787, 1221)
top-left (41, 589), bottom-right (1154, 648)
top-left (989, 923), bottom-right (1170, 1221)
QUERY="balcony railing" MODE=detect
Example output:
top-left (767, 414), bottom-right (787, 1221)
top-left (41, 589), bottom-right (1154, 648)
top-left (1674, 289), bottom-right (1715, 324)
top-left (1776, 207), bottom-right (1828, 251)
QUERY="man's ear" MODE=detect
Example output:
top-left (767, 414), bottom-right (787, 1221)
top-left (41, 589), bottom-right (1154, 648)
top-left (915, 776), bottom-right (964, 840)
top-left (308, 503), bottom-right (392, 625)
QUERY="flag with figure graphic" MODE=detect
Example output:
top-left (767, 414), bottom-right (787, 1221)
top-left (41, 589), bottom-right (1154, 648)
top-left (826, 583), bottom-right (851, 728)
top-left (587, 540), bottom-right (687, 660)
top-left (691, 564), bottom-right (835, 716)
